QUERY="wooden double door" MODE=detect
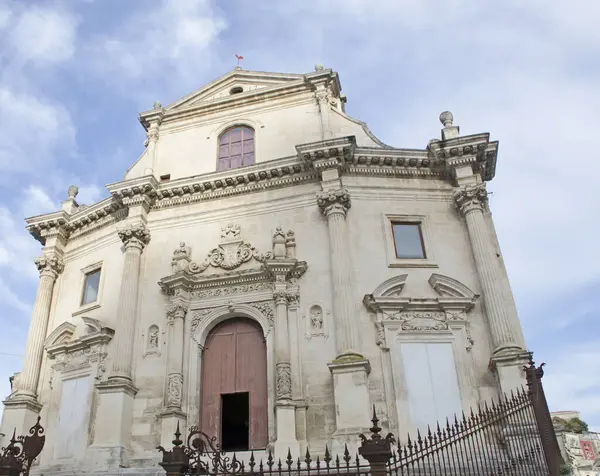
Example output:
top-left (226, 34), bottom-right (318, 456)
top-left (200, 317), bottom-right (268, 450)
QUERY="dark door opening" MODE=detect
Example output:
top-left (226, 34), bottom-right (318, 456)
top-left (221, 392), bottom-right (249, 451)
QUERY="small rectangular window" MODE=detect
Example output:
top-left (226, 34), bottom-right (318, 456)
top-left (160, 174), bottom-right (171, 182)
top-left (81, 269), bottom-right (101, 305)
top-left (392, 223), bottom-right (426, 259)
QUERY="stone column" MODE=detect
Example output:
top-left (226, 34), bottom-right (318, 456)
top-left (159, 302), bottom-right (188, 448)
top-left (454, 184), bottom-right (529, 392)
top-left (18, 255), bottom-right (64, 398)
top-left (89, 224), bottom-right (150, 467)
top-left (316, 188), bottom-right (361, 359)
top-left (109, 224), bottom-right (151, 382)
top-left (317, 188), bottom-right (371, 456)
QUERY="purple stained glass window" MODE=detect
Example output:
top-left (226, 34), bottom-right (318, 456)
top-left (218, 126), bottom-right (255, 171)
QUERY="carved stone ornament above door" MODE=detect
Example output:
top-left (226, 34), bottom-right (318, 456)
top-left (363, 273), bottom-right (479, 351)
top-left (158, 224), bottom-right (307, 305)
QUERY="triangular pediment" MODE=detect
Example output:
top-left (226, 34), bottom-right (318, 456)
top-left (166, 69), bottom-right (306, 111)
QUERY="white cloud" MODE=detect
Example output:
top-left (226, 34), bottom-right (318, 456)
top-left (86, 0), bottom-right (226, 102)
top-left (22, 185), bottom-right (56, 217)
top-left (0, 207), bottom-right (39, 282)
top-left (0, 276), bottom-right (30, 314)
top-left (0, 87), bottom-right (76, 177)
top-left (7, 5), bottom-right (78, 65)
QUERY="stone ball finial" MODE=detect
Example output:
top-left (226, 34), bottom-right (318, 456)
top-left (67, 185), bottom-right (79, 199)
top-left (315, 64), bottom-right (324, 71)
top-left (440, 111), bottom-right (454, 127)
top-left (153, 101), bottom-right (162, 109)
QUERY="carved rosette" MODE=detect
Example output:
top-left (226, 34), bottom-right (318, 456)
top-left (316, 188), bottom-right (351, 217)
top-left (166, 303), bottom-right (188, 323)
top-left (34, 255), bottom-right (64, 279)
top-left (276, 362), bottom-right (292, 400)
top-left (453, 184), bottom-right (488, 216)
top-left (167, 373), bottom-right (183, 407)
top-left (117, 224), bottom-right (151, 250)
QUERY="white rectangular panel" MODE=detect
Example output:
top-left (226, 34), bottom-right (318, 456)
top-left (55, 376), bottom-right (91, 459)
top-left (426, 343), bottom-right (462, 424)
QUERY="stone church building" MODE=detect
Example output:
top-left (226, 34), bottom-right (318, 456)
top-left (1, 66), bottom-right (531, 474)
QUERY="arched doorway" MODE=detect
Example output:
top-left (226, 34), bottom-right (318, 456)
top-left (200, 317), bottom-right (268, 451)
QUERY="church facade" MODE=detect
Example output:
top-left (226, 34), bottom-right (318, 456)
top-left (1, 66), bottom-right (531, 474)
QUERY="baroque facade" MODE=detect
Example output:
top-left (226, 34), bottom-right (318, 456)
top-left (1, 66), bottom-right (531, 474)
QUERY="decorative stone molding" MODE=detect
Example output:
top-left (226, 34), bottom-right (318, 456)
top-left (117, 224), bottom-right (151, 249)
top-left (45, 317), bottom-right (114, 380)
top-left (106, 175), bottom-right (159, 209)
top-left (34, 254), bottom-right (64, 279)
top-left (190, 300), bottom-right (275, 338)
top-left (453, 184), bottom-right (488, 216)
top-left (427, 132), bottom-right (498, 182)
top-left (316, 188), bottom-right (351, 216)
top-left (303, 304), bottom-right (329, 341)
top-left (159, 225), bottom-right (307, 299)
top-left (273, 290), bottom-right (288, 305)
top-left (166, 373), bottom-right (183, 407)
top-left (297, 136), bottom-right (356, 173)
top-left (249, 301), bottom-right (275, 329)
top-left (276, 362), bottom-right (292, 400)
top-left (364, 273), bottom-right (478, 351)
top-left (186, 224), bottom-right (274, 274)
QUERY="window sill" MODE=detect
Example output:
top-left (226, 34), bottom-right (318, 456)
top-left (72, 302), bottom-right (101, 317)
top-left (388, 260), bottom-right (438, 269)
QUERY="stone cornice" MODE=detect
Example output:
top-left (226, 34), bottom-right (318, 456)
top-left (25, 211), bottom-right (69, 245)
top-left (106, 175), bottom-right (159, 209)
top-left (153, 155), bottom-right (315, 209)
top-left (427, 133), bottom-right (498, 181)
top-left (297, 136), bottom-right (356, 173)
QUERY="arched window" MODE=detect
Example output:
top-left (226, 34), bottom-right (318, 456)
top-left (217, 126), bottom-right (255, 171)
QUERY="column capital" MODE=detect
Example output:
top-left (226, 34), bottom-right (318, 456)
top-left (316, 188), bottom-right (351, 217)
top-left (34, 254), bottom-right (64, 279)
top-left (118, 224), bottom-right (151, 251)
top-left (453, 184), bottom-right (488, 216)
top-left (273, 290), bottom-right (288, 306)
top-left (166, 303), bottom-right (188, 323)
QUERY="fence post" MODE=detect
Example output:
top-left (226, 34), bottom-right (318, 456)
top-left (157, 422), bottom-right (189, 476)
top-left (358, 406), bottom-right (395, 476)
top-left (525, 357), bottom-right (563, 476)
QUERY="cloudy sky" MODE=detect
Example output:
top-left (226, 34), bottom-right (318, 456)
top-left (0, 0), bottom-right (598, 431)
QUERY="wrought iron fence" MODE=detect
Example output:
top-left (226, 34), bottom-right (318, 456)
top-left (157, 359), bottom-right (562, 476)
top-left (0, 417), bottom-right (45, 476)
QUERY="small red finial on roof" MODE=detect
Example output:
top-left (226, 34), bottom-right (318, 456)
top-left (235, 54), bottom-right (244, 68)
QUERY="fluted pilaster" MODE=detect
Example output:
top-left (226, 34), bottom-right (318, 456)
top-left (454, 185), bottom-right (521, 355)
top-left (18, 255), bottom-right (63, 397)
top-left (317, 188), bottom-right (360, 358)
top-left (109, 224), bottom-right (150, 382)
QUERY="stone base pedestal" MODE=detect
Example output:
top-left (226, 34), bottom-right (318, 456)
top-left (0, 395), bottom-right (42, 441)
top-left (274, 402), bottom-right (300, 459)
top-left (158, 408), bottom-right (187, 449)
top-left (88, 379), bottom-right (138, 468)
top-left (490, 350), bottom-right (530, 395)
top-left (328, 358), bottom-right (371, 458)
top-left (293, 400), bottom-right (308, 457)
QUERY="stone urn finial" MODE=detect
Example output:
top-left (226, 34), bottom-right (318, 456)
top-left (153, 100), bottom-right (162, 109)
top-left (67, 185), bottom-right (79, 200)
top-left (439, 111), bottom-right (454, 128)
top-left (315, 64), bottom-right (324, 72)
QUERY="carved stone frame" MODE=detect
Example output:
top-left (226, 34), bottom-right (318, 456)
top-left (43, 317), bottom-right (114, 463)
top-left (363, 273), bottom-right (479, 440)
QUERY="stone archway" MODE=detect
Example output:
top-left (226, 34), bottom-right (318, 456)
top-left (200, 317), bottom-right (268, 450)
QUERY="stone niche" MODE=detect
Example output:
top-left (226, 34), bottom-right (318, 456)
top-left (44, 317), bottom-right (114, 465)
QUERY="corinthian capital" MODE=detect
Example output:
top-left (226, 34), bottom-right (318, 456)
top-left (166, 303), bottom-right (188, 322)
top-left (453, 184), bottom-right (488, 216)
top-left (118, 224), bottom-right (151, 250)
top-left (34, 255), bottom-right (64, 279)
top-left (316, 188), bottom-right (351, 217)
